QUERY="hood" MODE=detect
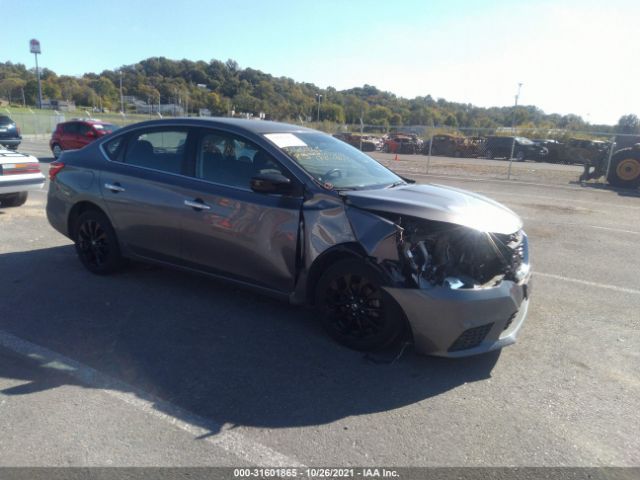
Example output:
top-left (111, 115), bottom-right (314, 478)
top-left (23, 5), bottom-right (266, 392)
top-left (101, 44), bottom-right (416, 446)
top-left (342, 183), bottom-right (522, 234)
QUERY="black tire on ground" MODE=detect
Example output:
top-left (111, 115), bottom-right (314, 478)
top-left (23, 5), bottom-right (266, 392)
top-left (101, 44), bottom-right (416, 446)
top-left (73, 209), bottom-right (126, 274)
top-left (485, 150), bottom-right (493, 159)
top-left (516, 151), bottom-right (525, 162)
top-left (607, 149), bottom-right (640, 189)
top-left (315, 258), bottom-right (405, 351)
top-left (8, 144), bottom-right (19, 151)
top-left (52, 144), bottom-right (62, 159)
top-left (0, 192), bottom-right (28, 207)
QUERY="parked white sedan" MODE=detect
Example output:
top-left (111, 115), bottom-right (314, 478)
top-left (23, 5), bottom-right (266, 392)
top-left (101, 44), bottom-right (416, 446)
top-left (0, 147), bottom-right (45, 207)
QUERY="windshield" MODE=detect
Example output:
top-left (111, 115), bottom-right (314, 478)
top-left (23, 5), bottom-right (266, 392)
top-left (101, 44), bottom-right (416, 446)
top-left (515, 136), bottom-right (534, 145)
top-left (264, 132), bottom-right (403, 190)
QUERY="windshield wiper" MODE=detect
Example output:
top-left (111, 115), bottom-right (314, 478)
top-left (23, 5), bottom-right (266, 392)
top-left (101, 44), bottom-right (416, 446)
top-left (386, 181), bottom-right (407, 188)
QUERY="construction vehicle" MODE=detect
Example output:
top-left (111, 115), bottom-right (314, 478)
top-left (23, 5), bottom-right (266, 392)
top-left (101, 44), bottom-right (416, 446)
top-left (580, 135), bottom-right (640, 188)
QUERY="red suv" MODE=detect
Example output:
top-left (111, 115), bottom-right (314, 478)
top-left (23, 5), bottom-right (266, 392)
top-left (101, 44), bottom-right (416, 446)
top-left (50, 119), bottom-right (119, 158)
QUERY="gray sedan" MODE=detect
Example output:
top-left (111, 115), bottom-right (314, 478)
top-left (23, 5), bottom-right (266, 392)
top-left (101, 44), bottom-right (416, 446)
top-left (46, 118), bottom-right (531, 357)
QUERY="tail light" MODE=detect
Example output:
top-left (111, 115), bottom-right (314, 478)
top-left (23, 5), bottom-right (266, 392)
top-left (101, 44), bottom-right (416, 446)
top-left (49, 161), bottom-right (65, 181)
top-left (0, 162), bottom-right (41, 175)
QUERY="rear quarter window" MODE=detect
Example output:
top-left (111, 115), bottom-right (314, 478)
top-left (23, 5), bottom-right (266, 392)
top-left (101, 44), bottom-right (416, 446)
top-left (103, 136), bottom-right (125, 160)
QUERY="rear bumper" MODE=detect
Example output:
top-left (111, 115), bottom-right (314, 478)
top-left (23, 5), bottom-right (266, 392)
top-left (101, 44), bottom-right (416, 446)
top-left (0, 177), bottom-right (45, 195)
top-left (0, 138), bottom-right (21, 148)
top-left (385, 273), bottom-right (531, 358)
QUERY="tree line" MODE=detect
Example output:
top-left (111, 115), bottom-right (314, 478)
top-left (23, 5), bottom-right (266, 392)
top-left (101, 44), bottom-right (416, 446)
top-left (1, 57), bottom-right (638, 133)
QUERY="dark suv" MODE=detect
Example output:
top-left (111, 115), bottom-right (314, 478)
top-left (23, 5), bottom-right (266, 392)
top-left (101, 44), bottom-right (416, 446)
top-left (46, 118), bottom-right (531, 358)
top-left (50, 119), bottom-right (119, 158)
top-left (484, 136), bottom-right (548, 161)
top-left (0, 115), bottom-right (22, 150)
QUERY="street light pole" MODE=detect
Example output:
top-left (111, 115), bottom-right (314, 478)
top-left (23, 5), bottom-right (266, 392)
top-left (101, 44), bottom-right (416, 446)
top-left (34, 53), bottom-right (42, 109)
top-left (316, 93), bottom-right (322, 122)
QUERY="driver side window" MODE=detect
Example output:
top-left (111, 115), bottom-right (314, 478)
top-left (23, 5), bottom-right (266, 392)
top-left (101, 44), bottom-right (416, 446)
top-left (195, 131), bottom-right (285, 189)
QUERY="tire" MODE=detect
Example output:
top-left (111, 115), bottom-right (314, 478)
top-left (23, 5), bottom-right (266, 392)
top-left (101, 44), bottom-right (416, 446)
top-left (485, 150), bottom-right (493, 159)
top-left (516, 151), bottom-right (525, 162)
top-left (8, 144), bottom-right (19, 151)
top-left (607, 149), bottom-right (640, 189)
top-left (0, 192), bottom-right (28, 207)
top-left (52, 143), bottom-right (62, 159)
top-left (315, 259), bottom-right (405, 351)
top-left (73, 209), bottom-right (126, 274)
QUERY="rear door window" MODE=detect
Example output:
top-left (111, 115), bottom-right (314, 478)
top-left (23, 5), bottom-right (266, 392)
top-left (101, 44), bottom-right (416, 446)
top-left (123, 129), bottom-right (188, 175)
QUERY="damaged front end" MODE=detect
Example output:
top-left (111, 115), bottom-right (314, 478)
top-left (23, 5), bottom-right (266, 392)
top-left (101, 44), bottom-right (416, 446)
top-left (345, 204), bottom-right (531, 357)
top-left (391, 216), bottom-right (529, 291)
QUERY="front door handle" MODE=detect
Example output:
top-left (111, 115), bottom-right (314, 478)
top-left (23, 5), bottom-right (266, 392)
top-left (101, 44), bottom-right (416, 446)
top-left (184, 199), bottom-right (211, 210)
top-left (104, 182), bottom-right (125, 193)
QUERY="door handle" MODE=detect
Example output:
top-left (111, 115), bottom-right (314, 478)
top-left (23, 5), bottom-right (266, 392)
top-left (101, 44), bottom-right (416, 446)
top-left (104, 182), bottom-right (125, 193)
top-left (184, 199), bottom-right (211, 210)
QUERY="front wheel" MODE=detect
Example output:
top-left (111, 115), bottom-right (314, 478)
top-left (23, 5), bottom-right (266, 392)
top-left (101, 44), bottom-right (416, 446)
top-left (0, 192), bottom-right (28, 207)
top-left (73, 210), bottom-right (126, 274)
top-left (315, 259), bottom-right (405, 351)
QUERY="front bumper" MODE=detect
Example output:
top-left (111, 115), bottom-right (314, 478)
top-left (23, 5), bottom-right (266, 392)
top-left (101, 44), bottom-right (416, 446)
top-left (385, 273), bottom-right (531, 357)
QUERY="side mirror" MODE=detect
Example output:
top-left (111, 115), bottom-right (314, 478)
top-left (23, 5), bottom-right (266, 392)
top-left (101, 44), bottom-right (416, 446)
top-left (250, 172), bottom-right (292, 194)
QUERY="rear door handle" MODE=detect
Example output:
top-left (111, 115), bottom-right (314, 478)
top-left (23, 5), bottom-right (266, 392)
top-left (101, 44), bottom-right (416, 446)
top-left (184, 199), bottom-right (211, 210)
top-left (104, 182), bottom-right (125, 193)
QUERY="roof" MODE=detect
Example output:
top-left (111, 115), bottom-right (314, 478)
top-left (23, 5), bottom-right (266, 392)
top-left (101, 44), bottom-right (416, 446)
top-left (117, 117), bottom-right (316, 134)
top-left (66, 118), bottom-right (115, 125)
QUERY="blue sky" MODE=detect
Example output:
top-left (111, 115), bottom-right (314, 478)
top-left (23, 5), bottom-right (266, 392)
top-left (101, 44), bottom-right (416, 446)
top-left (2, 0), bottom-right (639, 124)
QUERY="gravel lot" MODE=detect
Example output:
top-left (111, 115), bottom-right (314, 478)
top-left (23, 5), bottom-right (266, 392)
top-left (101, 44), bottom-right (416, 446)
top-left (0, 139), bottom-right (638, 467)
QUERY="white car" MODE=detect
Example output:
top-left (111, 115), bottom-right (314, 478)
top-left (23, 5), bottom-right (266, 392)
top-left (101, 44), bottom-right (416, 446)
top-left (0, 147), bottom-right (45, 207)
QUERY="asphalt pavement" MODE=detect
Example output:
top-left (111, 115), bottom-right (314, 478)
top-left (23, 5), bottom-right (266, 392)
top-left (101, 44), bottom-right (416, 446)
top-left (0, 140), bottom-right (638, 467)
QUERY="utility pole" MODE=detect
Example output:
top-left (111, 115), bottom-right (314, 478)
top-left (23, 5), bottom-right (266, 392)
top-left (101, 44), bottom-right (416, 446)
top-left (29, 39), bottom-right (43, 109)
top-left (511, 82), bottom-right (523, 131)
top-left (508, 82), bottom-right (524, 180)
top-left (316, 93), bottom-right (322, 122)
top-left (119, 70), bottom-right (124, 114)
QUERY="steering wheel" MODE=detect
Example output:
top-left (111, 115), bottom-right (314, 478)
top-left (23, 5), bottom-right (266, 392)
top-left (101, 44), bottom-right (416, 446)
top-left (320, 168), bottom-right (343, 182)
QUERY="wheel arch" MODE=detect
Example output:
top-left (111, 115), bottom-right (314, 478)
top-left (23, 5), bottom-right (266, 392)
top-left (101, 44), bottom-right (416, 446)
top-left (67, 201), bottom-right (110, 238)
top-left (306, 243), bottom-right (414, 345)
top-left (304, 242), bottom-right (369, 305)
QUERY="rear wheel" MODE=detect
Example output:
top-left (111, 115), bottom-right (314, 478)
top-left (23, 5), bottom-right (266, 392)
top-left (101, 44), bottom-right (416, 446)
top-left (0, 192), bottom-right (28, 207)
top-left (73, 209), bottom-right (125, 274)
top-left (52, 144), bottom-right (62, 159)
top-left (485, 149), bottom-right (493, 159)
top-left (516, 150), bottom-right (525, 162)
top-left (607, 149), bottom-right (640, 189)
top-left (315, 259), bottom-right (405, 351)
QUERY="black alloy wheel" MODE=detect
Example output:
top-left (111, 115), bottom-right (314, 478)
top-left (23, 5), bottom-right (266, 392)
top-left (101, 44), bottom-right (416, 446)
top-left (316, 259), bottom-right (404, 351)
top-left (74, 210), bottom-right (125, 274)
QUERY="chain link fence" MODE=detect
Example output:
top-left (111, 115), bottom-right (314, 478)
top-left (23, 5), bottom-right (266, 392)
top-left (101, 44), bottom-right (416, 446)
top-left (318, 124), bottom-right (640, 188)
top-left (4, 109), bottom-right (154, 139)
top-left (4, 107), bottom-right (639, 188)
